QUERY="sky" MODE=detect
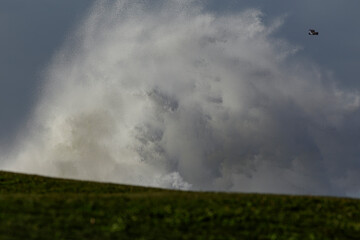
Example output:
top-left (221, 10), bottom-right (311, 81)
top-left (0, 0), bottom-right (92, 147)
top-left (1, 0), bottom-right (359, 197)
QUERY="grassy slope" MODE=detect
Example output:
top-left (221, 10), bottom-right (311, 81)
top-left (0, 171), bottom-right (359, 240)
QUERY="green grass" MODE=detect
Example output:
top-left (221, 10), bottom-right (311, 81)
top-left (0, 171), bottom-right (359, 239)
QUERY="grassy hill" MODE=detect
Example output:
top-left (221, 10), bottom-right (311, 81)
top-left (0, 171), bottom-right (359, 239)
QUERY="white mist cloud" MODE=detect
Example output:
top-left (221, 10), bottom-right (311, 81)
top-left (2, 0), bottom-right (360, 196)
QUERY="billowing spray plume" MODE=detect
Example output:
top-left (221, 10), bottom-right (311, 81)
top-left (3, 0), bottom-right (360, 196)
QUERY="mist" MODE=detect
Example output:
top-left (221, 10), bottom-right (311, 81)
top-left (2, 0), bottom-right (360, 197)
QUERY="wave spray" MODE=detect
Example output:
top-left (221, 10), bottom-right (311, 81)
top-left (4, 0), bottom-right (360, 196)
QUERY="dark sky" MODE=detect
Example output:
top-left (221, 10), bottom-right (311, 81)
top-left (208, 0), bottom-right (360, 86)
top-left (0, 0), bottom-right (93, 145)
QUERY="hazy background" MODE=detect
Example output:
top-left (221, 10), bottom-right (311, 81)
top-left (1, 0), bottom-right (360, 197)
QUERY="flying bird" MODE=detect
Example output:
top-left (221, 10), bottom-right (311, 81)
top-left (308, 29), bottom-right (319, 35)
